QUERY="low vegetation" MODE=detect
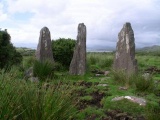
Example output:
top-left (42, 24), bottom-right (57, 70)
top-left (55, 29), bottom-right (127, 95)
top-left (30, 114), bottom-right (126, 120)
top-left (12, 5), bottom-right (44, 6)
top-left (0, 34), bottom-right (160, 119)
top-left (33, 60), bottom-right (54, 81)
top-left (0, 68), bottom-right (76, 120)
top-left (52, 38), bottom-right (76, 69)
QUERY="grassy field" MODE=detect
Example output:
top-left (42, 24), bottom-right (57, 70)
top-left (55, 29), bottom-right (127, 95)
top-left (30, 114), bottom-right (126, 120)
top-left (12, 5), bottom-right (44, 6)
top-left (0, 51), bottom-right (160, 120)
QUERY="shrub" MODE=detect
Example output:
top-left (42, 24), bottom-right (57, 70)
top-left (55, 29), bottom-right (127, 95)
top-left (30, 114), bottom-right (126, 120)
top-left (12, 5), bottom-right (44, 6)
top-left (0, 30), bottom-right (22, 69)
top-left (52, 38), bottom-right (76, 69)
top-left (33, 60), bottom-right (54, 81)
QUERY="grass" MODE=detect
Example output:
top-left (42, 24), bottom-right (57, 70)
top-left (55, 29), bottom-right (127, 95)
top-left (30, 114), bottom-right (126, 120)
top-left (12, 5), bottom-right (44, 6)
top-left (111, 70), bottom-right (155, 92)
top-left (103, 98), bottom-right (145, 115)
top-left (0, 68), bottom-right (77, 120)
top-left (1, 51), bottom-right (160, 119)
top-left (87, 52), bottom-right (113, 71)
top-left (33, 60), bottom-right (54, 81)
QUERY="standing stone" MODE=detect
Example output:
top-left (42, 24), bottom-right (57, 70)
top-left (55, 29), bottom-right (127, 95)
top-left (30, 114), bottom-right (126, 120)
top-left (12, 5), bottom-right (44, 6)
top-left (36, 27), bottom-right (54, 62)
top-left (69, 23), bottom-right (86, 75)
top-left (113, 22), bottom-right (138, 75)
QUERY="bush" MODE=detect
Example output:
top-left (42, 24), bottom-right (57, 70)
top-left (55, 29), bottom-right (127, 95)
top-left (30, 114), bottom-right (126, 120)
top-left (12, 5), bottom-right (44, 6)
top-left (33, 60), bottom-right (54, 81)
top-left (0, 30), bottom-right (22, 69)
top-left (52, 38), bottom-right (76, 69)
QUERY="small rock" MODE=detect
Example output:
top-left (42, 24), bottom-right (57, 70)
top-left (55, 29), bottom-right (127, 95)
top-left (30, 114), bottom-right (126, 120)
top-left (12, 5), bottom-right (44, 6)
top-left (28, 77), bottom-right (39, 83)
top-left (100, 78), bottom-right (106, 81)
top-left (119, 86), bottom-right (128, 90)
top-left (104, 71), bottom-right (110, 76)
top-left (98, 84), bottom-right (108, 87)
top-left (24, 67), bottom-right (33, 78)
top-left (95, 74), bottom-right (101, 77)
top-left (42, 83), bottom-right (50, 90)
top-left (142, 73), bottom-right (151, 80)
top-left (116, 112), bottom-right (127, 118)
top-left (112, 96), bottom-right (124, 101)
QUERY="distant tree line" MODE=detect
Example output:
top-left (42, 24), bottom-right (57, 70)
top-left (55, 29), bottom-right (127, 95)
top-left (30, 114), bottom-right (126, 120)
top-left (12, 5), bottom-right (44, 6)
top-left (0, 30), bottom-right (22, 69)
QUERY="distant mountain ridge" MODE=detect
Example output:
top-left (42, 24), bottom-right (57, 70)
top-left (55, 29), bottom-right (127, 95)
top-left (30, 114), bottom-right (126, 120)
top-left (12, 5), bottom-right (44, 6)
top-left (137, 45), bottom-right (160, 52)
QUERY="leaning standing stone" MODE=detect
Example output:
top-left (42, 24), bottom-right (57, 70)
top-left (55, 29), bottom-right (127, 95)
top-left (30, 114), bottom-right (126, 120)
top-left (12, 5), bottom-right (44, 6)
top-left (113, 22), bottom-right (138, 75)
top-left (35, 27), bottom-right (54, 62)
top-left (69, 23), bottom-right (87, 75)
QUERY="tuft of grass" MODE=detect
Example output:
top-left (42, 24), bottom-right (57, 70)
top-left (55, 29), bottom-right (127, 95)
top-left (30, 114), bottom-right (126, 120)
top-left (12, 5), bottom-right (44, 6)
top-left (74, 106), bottom-right (105, 120)
top-left (133, 74), bottom-right (154, 92)
top-left (111, 70), bottom-right (129, 85)
top-left (0, 70), bottom-right (77, 120)
top-left (80, 95), bottom-right (93, 101)
top-left (99, 58), bottom-right (113, 69)
top-left (33, 60), bottom-right (54, 81)
top-left (88, 55), bottom-right (99, 65)
top-left (23, 56), bottom-right (36, 69)
top-left (111, 70), bottom-right (154, 92)
top-left (145, 102), bottom-right (160, 120)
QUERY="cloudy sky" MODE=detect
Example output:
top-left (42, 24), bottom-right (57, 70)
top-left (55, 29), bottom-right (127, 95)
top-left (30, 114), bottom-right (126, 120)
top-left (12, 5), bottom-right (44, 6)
top-left (0, 0), bottom-right (160, 49)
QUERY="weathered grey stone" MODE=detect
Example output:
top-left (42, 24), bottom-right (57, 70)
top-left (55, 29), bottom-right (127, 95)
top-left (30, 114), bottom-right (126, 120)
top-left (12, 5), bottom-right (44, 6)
top-left (69, 23), bottom-right (86, 75)
top-left (142, 73), bottom-right (151, 80)
top-left (104, 71), bottom-right (110, 76)
top-left (113, 22), bottom-right (138, 75)
top-left (28, 77), bottom-right (39, 83)
top-left (119, 86), bottom-right (128, 90)
top-left (112, 96), bottom-right (146, 106)
top-left (36, 27), bottom-right (54, 62)
top-left (97, 84), bottom-right (109, 87)
top-left (24, 67), bottom-right (33, 79)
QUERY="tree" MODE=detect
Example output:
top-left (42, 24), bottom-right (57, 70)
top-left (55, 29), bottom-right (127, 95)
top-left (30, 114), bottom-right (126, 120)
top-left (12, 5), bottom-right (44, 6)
top-left (52, 38), bottom-right (76, 69)
top-left (0, 30), bottom-right (22, 69)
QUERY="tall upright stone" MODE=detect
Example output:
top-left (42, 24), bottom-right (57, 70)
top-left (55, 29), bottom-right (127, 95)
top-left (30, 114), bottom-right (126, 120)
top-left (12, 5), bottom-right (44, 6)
top-left (36, 27), bottom-right (54, 62)
top-left (69, 23), bottom-right (86, 75)
top-left (113, 22), bottom-right (138, 74)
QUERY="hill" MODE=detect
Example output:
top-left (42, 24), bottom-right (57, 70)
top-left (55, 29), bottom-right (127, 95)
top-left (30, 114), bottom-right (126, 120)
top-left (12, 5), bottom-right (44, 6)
top-left (137, 45), bottom-right (160, 52)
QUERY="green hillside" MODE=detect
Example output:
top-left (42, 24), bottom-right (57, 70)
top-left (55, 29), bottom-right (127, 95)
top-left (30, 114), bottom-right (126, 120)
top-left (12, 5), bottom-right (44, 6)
top-left (138, 45), bottom-right (160, 52)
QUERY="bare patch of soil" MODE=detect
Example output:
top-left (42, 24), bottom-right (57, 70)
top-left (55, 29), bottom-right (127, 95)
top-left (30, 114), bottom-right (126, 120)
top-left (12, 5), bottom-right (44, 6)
top-left (145, 66), bottom-right (160, 73)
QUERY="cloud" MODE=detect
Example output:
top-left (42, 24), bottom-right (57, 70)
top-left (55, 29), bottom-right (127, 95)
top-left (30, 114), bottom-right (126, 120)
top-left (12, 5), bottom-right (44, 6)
top-left (0, 3), bottom-right (7, 22)
top-left (0, 0), bottom-right (160, 49)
